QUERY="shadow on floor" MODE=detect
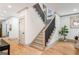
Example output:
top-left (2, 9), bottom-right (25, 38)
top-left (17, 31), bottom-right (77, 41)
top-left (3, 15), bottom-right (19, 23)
top-left (75, 48), bottom-right (79, 55)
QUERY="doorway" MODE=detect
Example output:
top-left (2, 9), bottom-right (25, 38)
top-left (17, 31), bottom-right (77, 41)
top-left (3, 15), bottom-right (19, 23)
top-left (19, 16), bottom-right (25, 45)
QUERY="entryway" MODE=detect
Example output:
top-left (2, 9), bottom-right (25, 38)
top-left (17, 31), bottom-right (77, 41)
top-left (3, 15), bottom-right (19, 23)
top-left (19, 16), bottom-right (25, 45)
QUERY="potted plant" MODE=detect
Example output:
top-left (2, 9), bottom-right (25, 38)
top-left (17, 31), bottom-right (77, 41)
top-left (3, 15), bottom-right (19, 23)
top-left (59, 25), bottom-right (69, 41)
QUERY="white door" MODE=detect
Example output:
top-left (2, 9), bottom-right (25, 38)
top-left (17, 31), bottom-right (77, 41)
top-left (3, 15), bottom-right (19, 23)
top-left (19, 17), bottom-right (25, 45)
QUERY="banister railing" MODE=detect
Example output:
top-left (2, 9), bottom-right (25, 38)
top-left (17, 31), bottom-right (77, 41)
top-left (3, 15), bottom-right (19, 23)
top-left (33, 3), bottom-right (56, 46)
top-left (33, 3), bottom-right (45, 22)
top-left (45, 17), bottom-right (55, 46)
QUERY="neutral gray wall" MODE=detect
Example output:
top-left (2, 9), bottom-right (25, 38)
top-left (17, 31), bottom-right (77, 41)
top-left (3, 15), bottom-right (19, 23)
top-left (60, 14), bottom-right (79, 40)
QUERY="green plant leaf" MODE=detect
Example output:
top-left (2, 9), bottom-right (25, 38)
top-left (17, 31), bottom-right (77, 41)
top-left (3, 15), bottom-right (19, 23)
top-left (59, 25), bottom-right (69, 37)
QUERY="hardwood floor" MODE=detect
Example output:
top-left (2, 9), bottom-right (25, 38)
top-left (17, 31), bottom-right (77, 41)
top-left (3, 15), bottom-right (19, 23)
top-left (3, 38), bottom-right (79, 55)
top-left (42, 41), bottom-right (79, 55)
top-left (4, 38), bottom-right (42, 55)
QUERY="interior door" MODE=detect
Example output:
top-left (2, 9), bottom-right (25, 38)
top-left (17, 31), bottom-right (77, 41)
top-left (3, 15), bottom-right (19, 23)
top-left (19, 17), bottom-right (25, 45)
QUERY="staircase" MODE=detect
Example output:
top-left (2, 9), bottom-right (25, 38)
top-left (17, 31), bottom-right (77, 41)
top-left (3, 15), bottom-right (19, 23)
top-left (33, 3), bottom-right (45, 22)
top-left (30, 3), bottom-right (56, 50)
top-left (31, 30), bottom-right (45, 50)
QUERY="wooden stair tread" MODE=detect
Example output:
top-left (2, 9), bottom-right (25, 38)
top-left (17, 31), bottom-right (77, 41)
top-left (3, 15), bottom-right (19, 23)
top-left (31, 43), bottom-right (44, 50)
top-left (35, 39), bottom-right (44, 43)
top-left (33, 40), bottom-right (44, 45)
top-left (36, 37), bottom-right (44, 40)
top-left (37, 36), bottom-right (43, 38)
top-left (32, 42), bottom-right (44, 46)
top-left (30, 29), bottom-right (45, 50)
top-left (39, 32), bottom-right (44, 35)
top-left (38, 35), bottom-right (43, 37)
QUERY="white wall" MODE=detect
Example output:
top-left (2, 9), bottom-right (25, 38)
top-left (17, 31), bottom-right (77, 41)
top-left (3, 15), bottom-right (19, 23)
top-left (9, 17), bottom-right (19, 39)
top-left (2, 20), bottom-right (7, 36)
top-left (47, 14), bottom-right (60, 46)
top-left (2, 17), bottom-right (19, 39)
top-left (60, 15), bottom-right (79, 40)
top-left (25, 7), bottom-right (45, 44)
top-left (18, 7), bottom-right (45, 45)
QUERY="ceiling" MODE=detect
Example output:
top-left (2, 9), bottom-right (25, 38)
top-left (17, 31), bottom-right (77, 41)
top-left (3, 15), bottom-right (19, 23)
top-left (0, 3), bottom-right (79, 20)
top-left (45, 3), bottom-right (79, 16)
top-left (0, 3), bottom-right (34, 20)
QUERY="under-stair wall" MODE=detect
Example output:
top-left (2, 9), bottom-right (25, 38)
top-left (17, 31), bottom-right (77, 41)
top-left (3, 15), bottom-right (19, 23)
top-left (25, 7), bottom-right (45, 45)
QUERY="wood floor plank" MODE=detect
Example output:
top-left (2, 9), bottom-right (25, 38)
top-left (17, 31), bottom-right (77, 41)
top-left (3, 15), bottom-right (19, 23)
top-left (2, 38), bottom-right (79, 55)
top-left (42, 41), bottom-right (78, 55)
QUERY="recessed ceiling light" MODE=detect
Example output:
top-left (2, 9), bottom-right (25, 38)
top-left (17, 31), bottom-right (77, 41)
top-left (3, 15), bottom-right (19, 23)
top-left (8, 5), bottom-right (12, 8)
top-left (73, 9), bottom-right (78, 12)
